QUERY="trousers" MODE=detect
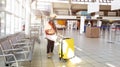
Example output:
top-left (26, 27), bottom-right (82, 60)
top-left (47, 39), bottom-right (54, 53)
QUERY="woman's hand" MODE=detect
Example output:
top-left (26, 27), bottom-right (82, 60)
top-left (45, 29), bottom-right (55, 35)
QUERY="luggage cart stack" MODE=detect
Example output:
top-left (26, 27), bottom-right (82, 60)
top-left (30, 23), bottom-right (40, 43)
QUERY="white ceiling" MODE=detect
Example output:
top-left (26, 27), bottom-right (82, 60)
top-left (34, 0), bottom-right (113, 16)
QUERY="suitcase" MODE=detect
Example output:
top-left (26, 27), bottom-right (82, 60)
top-left (59, 38), bottom-right (74, 60)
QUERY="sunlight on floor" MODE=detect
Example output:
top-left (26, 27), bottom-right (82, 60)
top-left (75, 46), bottom-right (83, 51)
top-left (69, 56), bottom-right (82, 64)
top-left (106, 63), bottom-right (116, 67)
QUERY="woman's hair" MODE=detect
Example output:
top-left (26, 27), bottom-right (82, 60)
top-left (48, 20), bottom-right (57, 32)
top-left (48, 20), bottom-right (54, 24)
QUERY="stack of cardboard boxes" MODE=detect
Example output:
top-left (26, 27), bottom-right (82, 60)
top-left (86, 27), bottom-right (100, 38)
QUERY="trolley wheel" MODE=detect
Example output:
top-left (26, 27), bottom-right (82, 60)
top-left (5, 63), bottom-right (12, 66)
top-left (62, 59), bottom-right (68, 62)
top-left (59, 57), bottom-right (62, 60)
top-left (59, 58), bottom-right (68, 62)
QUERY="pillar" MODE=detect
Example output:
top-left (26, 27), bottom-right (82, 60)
top-left (69, 0), bottom-right (72, 15)
top-left (25, 0), bottom-right (31, 35)
top-left (50, 3), bottom-right (54, 15)
top-left (80, 16), bottom-right (85, 34)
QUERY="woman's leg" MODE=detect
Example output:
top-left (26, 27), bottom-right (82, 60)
top-left (47, 39), bottom-right (51, 54)
top-left (50, 41), bottom-right (54, 53)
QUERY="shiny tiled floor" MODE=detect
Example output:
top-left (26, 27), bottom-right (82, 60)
top-left (0, 30), bottom-right (120, 67)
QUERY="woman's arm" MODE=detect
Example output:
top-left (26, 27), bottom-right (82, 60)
top-left (45, 29), bottom-right (55, 35)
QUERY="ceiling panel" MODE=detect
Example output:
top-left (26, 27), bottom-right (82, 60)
top-left (54, 9), bottom-right (69, 15)
top-left (100, 5), bottom-right (111, 11)
top-left (35, 0), bottom-right (114, 16)
top-left (53, 2), bottom-right (69, 9)
top-left (72, 4), bottom-right (87, 10)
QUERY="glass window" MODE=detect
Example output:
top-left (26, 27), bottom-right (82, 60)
top-left (6, 14), bottom-right (11, 34)
top-left (11, 0), bottom-right (15, 14)
top-left (18, 18), bottom-right (22, 31)
top-left (18, 2), bottom-right (22, 17)
top-left (18, 0), bottom-right (23, 3)
top-left (10, 15), bottom-right (15, 34)
top-left (22, 8), bottom-right (26, 19)
top-left (0, 12), bottom-right (5, 36)
top-left (14, 0), bottom-right (19, 16)
top-left (0, 0), bottom-right (5, 36)
top-left (6, 0), bottom-right (12, 12)
top-left (14, 17), bottom-right (19, 33)
top-left (0, 0), bottom-right (27, 35)
top-left (0, 0), bottom-right (5, 5)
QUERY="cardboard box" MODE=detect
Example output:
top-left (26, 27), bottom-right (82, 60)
top-left (86, 27), bottom-right (100, 38)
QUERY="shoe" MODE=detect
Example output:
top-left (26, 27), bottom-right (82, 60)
top-left (50, 52), bottom-right (54, 56)
top-left (47, 53), bottom-right (51, 58)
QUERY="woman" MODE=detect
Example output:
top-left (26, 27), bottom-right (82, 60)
top-left (45, 20), bottom-right (57, 58)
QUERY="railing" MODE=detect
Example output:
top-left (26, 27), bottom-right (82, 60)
top-left (72, 0), bottom-right (114, 3)
top-left (72, 0), bottom-right (96, 2)
top-left (99, 0), bottom-right (114, 3)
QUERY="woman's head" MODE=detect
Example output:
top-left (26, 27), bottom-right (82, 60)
top-left (48, 20), bottom-right (56, 31)
top-left (49, 20), bottom-right (54, 24)
top-left (50, 14), bottom-right (57, 20)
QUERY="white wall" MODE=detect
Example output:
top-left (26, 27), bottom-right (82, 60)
top-left (103, 17), bottom-right (120, 20)
top-left (80, 16), bottom-right (85, 34)
top-left (88, 3), bottom-right (99, 13)
top-left (56, 15), bottom-right (76, 19)
top-left (111, 0), bottom-right (120, 10)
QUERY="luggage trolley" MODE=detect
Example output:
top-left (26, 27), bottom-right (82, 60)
top-left (30, 24), bottom-right (40, 43)
top-left (57, 34), bottom-right (75, 61)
